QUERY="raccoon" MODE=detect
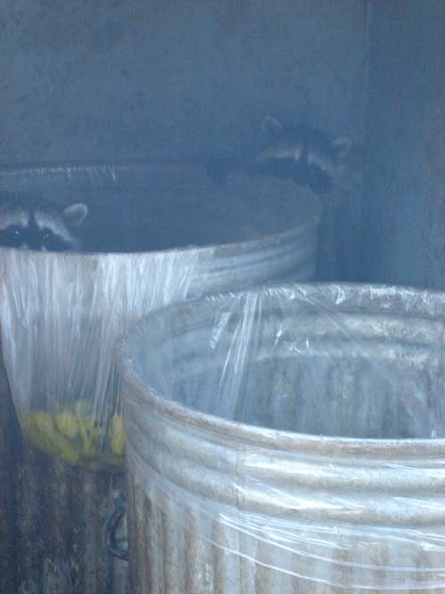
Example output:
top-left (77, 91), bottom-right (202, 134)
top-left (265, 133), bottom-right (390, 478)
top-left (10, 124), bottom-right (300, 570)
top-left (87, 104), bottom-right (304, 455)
top-left (207, 115), bottom-right (352, 195)
top-left (0, 194), bottom-right (88, 252)
top-left (252, 115), bottom-right (352, 194)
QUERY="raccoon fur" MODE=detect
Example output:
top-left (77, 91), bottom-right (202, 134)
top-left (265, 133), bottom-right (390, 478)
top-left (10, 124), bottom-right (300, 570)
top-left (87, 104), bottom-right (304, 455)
top-left (207, 115), bottom-right (352, 195)
top-left (0, 194), bottom-right (88, 252)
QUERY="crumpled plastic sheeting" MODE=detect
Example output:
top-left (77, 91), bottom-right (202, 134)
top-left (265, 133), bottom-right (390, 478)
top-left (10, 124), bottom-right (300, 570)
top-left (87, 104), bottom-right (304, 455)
top-left (0, 247), bottom-right (207, 469)
top-left (118, 283), bottom-right (445, 592)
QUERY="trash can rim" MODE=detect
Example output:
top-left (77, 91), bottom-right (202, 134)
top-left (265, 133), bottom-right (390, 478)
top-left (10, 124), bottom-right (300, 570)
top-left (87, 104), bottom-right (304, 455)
top-left (0, 159), bottom-right (322, 257)
top-left (116, 281), bottom-right (445, 457)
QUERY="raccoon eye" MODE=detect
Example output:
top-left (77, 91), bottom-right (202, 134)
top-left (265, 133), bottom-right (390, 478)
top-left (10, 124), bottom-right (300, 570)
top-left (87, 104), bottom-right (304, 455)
top-left (41, 232), bottom-right (53, 247)
top-left (1, 228), bottom-right (23, 247)
top-left (40, 230), bottom-right (68, 252)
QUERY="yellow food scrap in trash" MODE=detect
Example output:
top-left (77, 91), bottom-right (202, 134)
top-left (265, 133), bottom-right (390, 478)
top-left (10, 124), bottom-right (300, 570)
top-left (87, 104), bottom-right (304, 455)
top-left (55, 412), bottom-right (79, 440)
top-left (21, 402), bottom-right (126, 469)
top-left (108, 414), bottom-right (125, 456)
top-left (74, 399), bottom-right (94, 418)
top-left (78, 416), bottom-right (102, 457)
top-left (32, 411), bottom-right (54, 434)
top-left (23, 411), bottom-right (80, 464)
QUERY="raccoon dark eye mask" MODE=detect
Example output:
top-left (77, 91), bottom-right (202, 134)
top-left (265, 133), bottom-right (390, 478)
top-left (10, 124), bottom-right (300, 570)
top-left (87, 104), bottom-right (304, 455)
top-left (0, 225), bottom-right (73, 252)
top-left (0, 226), bottom-right (24, 248)
top-left (0, 199), bottom-right (88, 252)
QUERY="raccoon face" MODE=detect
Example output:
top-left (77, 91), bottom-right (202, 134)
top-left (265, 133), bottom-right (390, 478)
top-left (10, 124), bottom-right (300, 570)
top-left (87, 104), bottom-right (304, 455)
top-left (252, 115), bottom-right (352, 194)
top-left (0, 200), bottom-right (88, 252)
top-left (205, 116), bottom-right (352, 195)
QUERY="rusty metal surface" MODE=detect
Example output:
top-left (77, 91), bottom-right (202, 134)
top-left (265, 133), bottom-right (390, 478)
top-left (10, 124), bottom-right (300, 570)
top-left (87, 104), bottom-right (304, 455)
top-left (118, 283), bottom-right (445, 593)
top-left (3, 387), bottom-right (129, 594)
top-left (0, 348), bottom-right (18, 594)
top-left (1, 334), bottom-right (128, 594)
top-left (13, 443), bottom-right (128, 594)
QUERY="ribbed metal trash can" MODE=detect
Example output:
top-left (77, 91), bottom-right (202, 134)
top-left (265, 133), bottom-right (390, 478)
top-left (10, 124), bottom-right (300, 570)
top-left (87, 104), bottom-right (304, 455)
top-left (0, 163), bottom-right (321, 593)
top-left (117, 283), bottom-right (445, 594)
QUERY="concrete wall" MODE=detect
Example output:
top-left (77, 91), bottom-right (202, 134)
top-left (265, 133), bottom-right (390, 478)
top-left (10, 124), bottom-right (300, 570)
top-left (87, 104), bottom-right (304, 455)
top-left (1, 0), bottom-right (368, 165)
top-left (362, 0), bottom-right (445, 289)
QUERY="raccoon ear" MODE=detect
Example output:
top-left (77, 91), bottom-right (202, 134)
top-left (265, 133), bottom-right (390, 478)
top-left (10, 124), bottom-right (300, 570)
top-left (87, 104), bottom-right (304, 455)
top-left (63, 203), bottom-right (88, 228)
top-left (261, 115), bottom-right (283, 140)
top-left (331, 137), bottom-right (352, 158)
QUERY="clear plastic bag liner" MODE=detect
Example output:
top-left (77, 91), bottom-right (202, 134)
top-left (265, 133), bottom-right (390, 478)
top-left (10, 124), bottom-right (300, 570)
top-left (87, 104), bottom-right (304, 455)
top-left (0, 247), bottom-right (211, 468)
top-left (118, 284), bottom-right (445, 591)
top-left (0, 162), bottom-right (323, 470)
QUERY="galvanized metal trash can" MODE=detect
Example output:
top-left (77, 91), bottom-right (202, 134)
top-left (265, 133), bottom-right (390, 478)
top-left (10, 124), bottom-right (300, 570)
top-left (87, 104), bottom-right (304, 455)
top-left (0, 163), bottom-right (322, 593)
top-left (0, 162), bottom-right (322, 470)
top-left (117, 283), bottom-right (445, 594)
